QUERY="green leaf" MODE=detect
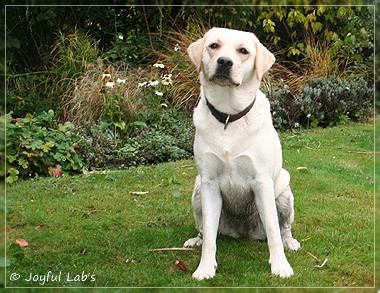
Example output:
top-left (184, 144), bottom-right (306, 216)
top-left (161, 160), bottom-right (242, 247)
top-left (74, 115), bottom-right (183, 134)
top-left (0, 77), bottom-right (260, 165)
top-left (288, 47), bottom-right (301, 56)
top-left (23, 113), bottom-right (34, 124)
top-left (273, 36), bottom-right (281, 45)
top-left (41, 141), bottom-right (55, 153)
top-left (6, 169), bottom-right (19, 184)
top-left (263, 19), bottom-right (275, 33)
top-left (53, 152), bottom-right (66, 162)
top-left (129, 121), bottom-right (148, 129)
top-left (7, 155), bottom-right (17, 163)
top-left (29, 139), bottom-right (43, 150)
top-left (311, 22), bottom-right (323, 34)
top-left (18, 158), bottom-right (29, 169)
top-left (59, 121), bottom-right (74, 132)
top-left (114, 121), bottom-right (126, 130)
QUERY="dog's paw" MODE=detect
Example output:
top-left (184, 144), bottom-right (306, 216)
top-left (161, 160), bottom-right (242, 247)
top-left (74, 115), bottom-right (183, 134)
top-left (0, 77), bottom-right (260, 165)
top-left (270, 259), bottom-right (294, 278)
top-left (183, 236), bottom-right (203, 248)
top-left (192, 267), bottom-right (216, 281)
top-left (283, 237), bottom-right (300, 251)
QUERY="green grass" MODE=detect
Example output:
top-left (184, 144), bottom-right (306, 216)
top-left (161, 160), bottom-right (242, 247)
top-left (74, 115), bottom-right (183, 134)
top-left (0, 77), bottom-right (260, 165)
top-left (5, 123), bottom-right (374, 288)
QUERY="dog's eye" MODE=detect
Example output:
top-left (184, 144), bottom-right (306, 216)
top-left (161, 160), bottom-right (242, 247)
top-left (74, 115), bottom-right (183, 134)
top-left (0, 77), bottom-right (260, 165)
top-left (209, 43), bottom-right (219, 49)
top-left (238, 48), bottom-right (249, 55)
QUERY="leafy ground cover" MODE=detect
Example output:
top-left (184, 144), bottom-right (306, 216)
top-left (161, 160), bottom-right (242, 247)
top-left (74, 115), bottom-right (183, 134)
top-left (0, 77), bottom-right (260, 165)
top-left (5, 123), bottom-right (374, 289)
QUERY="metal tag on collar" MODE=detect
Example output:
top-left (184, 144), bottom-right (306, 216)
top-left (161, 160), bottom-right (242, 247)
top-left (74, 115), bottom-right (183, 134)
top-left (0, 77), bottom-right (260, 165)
top-left (224, 115), bottom-right (231, 130)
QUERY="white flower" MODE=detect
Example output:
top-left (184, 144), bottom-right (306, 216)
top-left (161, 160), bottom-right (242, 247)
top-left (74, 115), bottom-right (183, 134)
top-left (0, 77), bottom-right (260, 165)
top-left (153, 62), bottom-right (165, 69)
top-left (294, 122), bottom-right (300, 128)
top-left (105, 80), bottom-right (115, 88)
top-left (102, 69), bottom-right (111, 80)
top-left (174, 44), bottom-right (180, 52)
top-left (118, 34), bottom-right (124, 40)
top-left (102, 73), bottom-right (111, 80)
top-left (149, 80), bottom-right (160, 87)
top-left (307, 113), bottom-right (312, 118)
top-left (117, 78), bottom-right (126, 84)
top-left (161, 74), bottom-right (172, 86)
top-left (138, 81), bottom-right (148, 88)
top-left (155, 91), bottom-right (164, 96)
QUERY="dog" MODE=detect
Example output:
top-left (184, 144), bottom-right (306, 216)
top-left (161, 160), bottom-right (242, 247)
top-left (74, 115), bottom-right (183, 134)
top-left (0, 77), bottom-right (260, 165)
top-left (183, 27), bottom-right (300, 281)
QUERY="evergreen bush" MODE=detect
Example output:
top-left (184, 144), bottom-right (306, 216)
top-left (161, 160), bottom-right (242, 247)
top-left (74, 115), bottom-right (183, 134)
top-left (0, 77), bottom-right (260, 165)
top-left (269, 77), bottom-right (373, 129)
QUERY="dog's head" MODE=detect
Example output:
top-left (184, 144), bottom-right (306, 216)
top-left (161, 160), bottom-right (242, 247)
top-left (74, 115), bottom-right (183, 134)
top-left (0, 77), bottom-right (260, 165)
top-left (188, 27), bottom-right (275, 87)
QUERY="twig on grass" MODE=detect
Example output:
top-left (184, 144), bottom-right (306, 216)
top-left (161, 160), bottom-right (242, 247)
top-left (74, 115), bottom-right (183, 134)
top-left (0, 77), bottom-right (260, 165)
top-left (306, 141), bottom-right (321, 150)
top-left (305, 250), bottom-right (321, 262)
top-left (178, 164), bottom-right (196, 168)
top-left (348, 151), bottom-right (379, 155)
top-left (304, 249), bottom-right (330, 268)
top-left (149, 247), bottom-right (195, 252)
top-left (315, 257), bottom-right (329, 268)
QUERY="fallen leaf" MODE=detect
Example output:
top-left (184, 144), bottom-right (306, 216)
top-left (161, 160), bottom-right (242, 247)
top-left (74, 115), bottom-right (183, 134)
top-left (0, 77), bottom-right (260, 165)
top-left (15, 238), bottom-right (29, 248)
top-left (172, 187), bottom-right (182, 198)
top-left (175, 259), bottom-right (187, 272)
top-left (48, 165), bottom-right (62, 177)
top-left (296, 167), bottom-right (308, 170)
top-left (83, 210), bottom-right (97, 217)
top-left (35, 224), bottom-right (45, 230)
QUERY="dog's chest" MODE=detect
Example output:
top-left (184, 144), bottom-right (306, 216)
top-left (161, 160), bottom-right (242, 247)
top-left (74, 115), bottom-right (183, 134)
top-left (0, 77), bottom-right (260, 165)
top-left (217, 152), bottom-right (257, 214)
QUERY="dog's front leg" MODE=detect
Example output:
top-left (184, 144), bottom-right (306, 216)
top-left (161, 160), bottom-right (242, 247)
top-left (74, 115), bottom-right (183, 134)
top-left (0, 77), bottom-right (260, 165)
top-left (252, 176), bottom-right (294, 278)
top-left (192, 178), bottom-right (222, 281)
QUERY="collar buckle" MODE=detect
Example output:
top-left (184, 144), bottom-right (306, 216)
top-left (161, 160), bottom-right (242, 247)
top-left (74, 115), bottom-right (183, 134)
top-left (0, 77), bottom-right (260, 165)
top-left (224, 115), bottom-right (231, 130)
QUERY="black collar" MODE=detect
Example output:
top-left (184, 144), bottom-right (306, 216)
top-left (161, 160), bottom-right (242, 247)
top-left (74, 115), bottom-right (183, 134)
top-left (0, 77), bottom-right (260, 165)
top-left (205, 96), bottom-right (256, 130)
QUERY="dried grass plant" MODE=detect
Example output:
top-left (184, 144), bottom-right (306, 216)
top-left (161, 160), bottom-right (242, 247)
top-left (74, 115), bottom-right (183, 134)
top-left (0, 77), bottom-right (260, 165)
top-left (269, 33), bottom-right (356, 95)
top-left (152, 23), bottom-right (208, 110)
top-left (61, 59), bottom-right (142, 128)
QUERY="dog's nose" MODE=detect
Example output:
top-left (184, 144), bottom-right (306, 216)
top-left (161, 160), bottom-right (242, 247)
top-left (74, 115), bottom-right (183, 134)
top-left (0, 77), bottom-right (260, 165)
top-left (217, 57), bottom-right (233, 68)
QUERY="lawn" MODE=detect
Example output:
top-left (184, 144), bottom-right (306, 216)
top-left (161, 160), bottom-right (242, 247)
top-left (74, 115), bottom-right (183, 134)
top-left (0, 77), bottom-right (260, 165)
top-left (5, 123), bottom-right (375, 289)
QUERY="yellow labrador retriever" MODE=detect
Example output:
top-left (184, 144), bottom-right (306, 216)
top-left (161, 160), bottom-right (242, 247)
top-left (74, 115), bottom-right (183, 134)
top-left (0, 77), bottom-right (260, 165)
top-left (184, 28), bottom-right (300, 281)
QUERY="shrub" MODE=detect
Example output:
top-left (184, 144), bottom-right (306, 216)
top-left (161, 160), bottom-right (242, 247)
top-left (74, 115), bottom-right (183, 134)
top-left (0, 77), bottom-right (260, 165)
top-left (6, 72), bottom-right (55, 117)
top-left (104, 34), bottom-right (150, 65)
top-left (6, 110), bottom-right (84, 183)
top-left (269, 83), bottom-right (301, 130)
top-left (269, 77), bottom-right (373, 129)
top-left (125, 127), bottom-right (193, 166)
top-left (75, 113), bottom-right (194, 170)
top-left (297, 77), bottom-right (373, 127)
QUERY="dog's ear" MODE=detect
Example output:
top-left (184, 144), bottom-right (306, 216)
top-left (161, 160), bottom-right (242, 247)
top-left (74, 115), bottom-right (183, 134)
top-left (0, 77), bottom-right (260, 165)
top-left (187, 37), bottom-right (205, 72)
top-left (254, 41), bottom-right (275, 80)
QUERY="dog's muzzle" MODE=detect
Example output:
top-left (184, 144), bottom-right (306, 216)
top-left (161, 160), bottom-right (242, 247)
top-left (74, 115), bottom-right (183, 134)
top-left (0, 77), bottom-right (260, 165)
top-left (209, 57), bottom-right (239, 86)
